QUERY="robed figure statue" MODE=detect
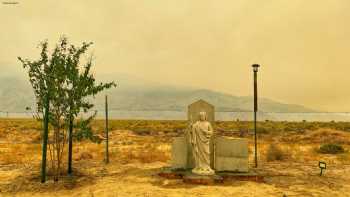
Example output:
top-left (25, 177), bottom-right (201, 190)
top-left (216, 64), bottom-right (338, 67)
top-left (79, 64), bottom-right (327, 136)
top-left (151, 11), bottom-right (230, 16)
top-left (187, 111), bottom-right (215, 175)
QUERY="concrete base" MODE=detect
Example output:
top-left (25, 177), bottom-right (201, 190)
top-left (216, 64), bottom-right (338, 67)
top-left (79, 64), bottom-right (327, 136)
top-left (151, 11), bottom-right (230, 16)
top-left (158, 168), bottom-right (186, 179)
top-left (158, 168), bottom-right (264, 185)
top-left (215, 157), bottom-right (249, 172)
top-left (217, 171), bottom-right (264, 182)
top-left (183, 174), bottom-right (223, 185)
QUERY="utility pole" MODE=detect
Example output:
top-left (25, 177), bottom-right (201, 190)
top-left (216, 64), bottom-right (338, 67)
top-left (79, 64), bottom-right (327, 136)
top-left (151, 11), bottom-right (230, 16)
top-left (252, 64), bottom-right (260, 168)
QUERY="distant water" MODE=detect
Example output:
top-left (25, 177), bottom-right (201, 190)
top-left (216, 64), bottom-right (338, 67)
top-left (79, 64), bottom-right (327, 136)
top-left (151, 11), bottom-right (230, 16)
top-left (2, 110), bottom-right (350, 122)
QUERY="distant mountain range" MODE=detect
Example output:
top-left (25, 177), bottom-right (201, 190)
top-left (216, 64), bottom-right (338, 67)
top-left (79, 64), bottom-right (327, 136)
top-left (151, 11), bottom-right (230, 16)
top-left (0, 73), bottom-right (315, 113)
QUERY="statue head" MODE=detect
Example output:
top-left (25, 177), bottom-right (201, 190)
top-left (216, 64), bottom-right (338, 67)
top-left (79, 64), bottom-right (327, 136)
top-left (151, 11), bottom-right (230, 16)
top-left (199, 111), bottom-right (207, 121)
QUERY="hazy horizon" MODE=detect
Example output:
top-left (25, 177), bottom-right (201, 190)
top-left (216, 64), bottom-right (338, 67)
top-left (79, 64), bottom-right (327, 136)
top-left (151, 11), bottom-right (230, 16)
top-left (1, 0), bottom-right (350, 112)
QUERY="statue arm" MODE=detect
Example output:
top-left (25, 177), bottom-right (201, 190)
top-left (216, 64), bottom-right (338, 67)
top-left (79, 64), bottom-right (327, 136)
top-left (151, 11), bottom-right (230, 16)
top-left (202, 123), bottom-right (213, 136)
top-left (207, 123), bottom-right (214, 135)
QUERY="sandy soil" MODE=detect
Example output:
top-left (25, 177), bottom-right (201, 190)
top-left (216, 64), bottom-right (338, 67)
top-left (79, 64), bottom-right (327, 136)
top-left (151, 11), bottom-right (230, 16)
top-left (1, 161), bottom-right (350, 197)
top-left (1, 120), bottom-right (350, 197)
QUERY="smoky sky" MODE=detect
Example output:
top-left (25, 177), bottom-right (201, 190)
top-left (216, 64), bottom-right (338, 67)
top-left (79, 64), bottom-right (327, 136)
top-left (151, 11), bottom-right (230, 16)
top-left (1, 0), bottom-right (350, 111)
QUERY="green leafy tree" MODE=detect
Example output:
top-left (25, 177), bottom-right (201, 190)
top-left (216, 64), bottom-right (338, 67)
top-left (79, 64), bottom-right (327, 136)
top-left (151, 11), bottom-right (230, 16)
top-left (18, 36), bottom-right (116, 181)
top-left (74, 113), bottom-right (101, 143)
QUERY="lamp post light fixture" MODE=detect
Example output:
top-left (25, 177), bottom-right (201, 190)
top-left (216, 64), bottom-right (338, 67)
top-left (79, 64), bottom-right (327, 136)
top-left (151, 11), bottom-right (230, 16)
top-left (252, 64), bottom-right (260, 168)
top-left (252, 64), bottom-right (260, 72)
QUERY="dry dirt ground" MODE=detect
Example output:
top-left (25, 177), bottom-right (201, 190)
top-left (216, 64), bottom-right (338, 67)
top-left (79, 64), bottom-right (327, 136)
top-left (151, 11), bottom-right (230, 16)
top-left (0, 119), bottom-right (350, 197)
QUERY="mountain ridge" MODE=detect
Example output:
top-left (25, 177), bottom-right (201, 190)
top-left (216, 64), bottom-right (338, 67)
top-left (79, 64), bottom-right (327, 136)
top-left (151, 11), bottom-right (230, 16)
top-left (0, 74), bottom-right (316, 113)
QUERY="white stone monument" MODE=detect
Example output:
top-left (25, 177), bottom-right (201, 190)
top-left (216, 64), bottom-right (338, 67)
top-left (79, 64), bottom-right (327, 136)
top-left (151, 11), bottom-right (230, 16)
top-left (171, 99), bottom-right (214, 170)
top-left (171, 99), bottom-right (249, 174)
top-left (187, 111), bottom-right (215, 175)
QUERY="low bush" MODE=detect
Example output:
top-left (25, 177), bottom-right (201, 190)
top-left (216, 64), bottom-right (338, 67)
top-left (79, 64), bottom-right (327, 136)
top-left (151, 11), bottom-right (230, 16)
top-left (266, 143), bottom-right (286, 161)
top-left (318, 143), bottom-right (345, 154)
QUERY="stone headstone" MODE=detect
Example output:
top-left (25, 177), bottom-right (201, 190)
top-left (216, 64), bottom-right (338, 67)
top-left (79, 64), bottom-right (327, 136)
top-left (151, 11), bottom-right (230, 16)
top-left (188, 99), bottom-right (215, 124)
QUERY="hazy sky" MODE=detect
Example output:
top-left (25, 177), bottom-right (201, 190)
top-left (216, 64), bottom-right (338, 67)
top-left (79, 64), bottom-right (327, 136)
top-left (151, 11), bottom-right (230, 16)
top-left (1, 0), bottom-right (350, 112)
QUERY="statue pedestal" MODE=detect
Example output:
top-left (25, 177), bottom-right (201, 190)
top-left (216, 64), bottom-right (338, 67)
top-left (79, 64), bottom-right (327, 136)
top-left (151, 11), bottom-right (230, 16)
top-left (183, 174), bottom-right (223, 185)
top-left (158, 167), bottom-right (264, 185)
top-left (171, 136), bottom-right (249, 173)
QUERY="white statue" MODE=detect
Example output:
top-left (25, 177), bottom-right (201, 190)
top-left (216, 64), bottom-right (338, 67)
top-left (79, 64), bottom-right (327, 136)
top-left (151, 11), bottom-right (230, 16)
top-left (187, 111), bottom-right (215, 175)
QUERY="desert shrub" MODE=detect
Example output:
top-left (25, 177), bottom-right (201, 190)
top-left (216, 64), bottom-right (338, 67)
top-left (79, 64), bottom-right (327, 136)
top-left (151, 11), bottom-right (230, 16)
top-left (132, 128), bottom-right (151, 135)
top-left (266, 143), bottom-right (286, 161)
top-left (75, 152), bottom-right (93, 161)
top-left (341, 125), bottom-right (350, 132)
top-left (30, 132), bottom-right (42, 143)
top-left (283, 124), bottom-right (297, 132)
top-left (304, 123), bottom-right (319, 131)
top-left (331, 122), bottom-right (350, 132)
top-left (256, 127), bottom-right (269, 134)
top-left (318, 143), bottom-right (345, 154)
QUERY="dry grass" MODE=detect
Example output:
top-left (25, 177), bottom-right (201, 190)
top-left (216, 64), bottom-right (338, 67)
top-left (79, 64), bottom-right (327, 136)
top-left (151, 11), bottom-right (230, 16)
top-left (120, 144), bottom-right (170, 164)
top-left (266, 143), bottom-right (288, 162)
top-left (0, 144), bottom-right (41, 165)
top-left (75, 151), bottom-right (93, 161)
top-left (1, 119), bottom-right (350, 196)
top-left (278, 128), bottom-right (350, 145)
top-left (1, 119), bottom-right (350, 166)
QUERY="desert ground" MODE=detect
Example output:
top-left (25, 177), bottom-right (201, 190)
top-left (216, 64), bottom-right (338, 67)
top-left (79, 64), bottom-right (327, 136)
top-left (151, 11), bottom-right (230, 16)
top-left (0, 119), bottom-right (350, 197)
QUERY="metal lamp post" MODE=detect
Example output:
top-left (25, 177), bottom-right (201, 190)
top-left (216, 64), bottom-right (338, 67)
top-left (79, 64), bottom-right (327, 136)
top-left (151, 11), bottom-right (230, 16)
top-left (105, 95), bottom-right (109, 164)
top-left (252, 64), bottom-right (260, 168)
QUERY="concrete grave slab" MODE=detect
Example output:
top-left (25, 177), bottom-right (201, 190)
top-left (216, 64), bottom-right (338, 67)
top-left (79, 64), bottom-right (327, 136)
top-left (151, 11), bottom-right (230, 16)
top-left (214, 137), bottom-right (249, 172)
top-left (171, 137), bottom-right (188, 169)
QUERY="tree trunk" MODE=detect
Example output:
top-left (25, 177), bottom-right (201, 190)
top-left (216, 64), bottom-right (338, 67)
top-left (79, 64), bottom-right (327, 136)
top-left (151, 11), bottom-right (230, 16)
top-left (68, 115), bottom-right (73, 174)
